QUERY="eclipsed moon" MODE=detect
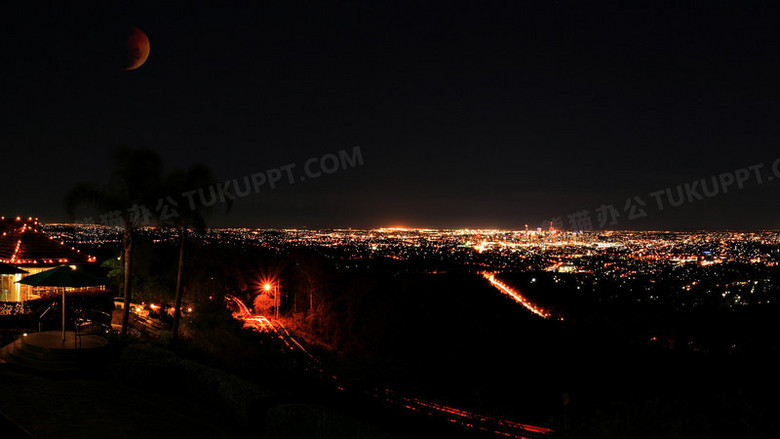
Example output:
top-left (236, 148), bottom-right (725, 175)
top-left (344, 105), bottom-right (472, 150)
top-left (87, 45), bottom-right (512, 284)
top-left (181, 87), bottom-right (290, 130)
top-left (123, 27), bottom-right (150, 70)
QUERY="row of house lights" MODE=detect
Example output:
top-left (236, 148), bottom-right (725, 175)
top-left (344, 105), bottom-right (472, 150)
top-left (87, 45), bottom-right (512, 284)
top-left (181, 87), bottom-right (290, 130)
top-left (1, 218), bottom-right (96, 265)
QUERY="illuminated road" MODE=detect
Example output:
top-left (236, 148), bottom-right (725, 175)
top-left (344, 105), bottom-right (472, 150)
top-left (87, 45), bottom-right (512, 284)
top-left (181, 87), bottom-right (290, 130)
top-left (227, 295), bottom-right (554, 438)
top-left (366, 387), bottom-right (554, 438)
top-left (227, 295), bottom-right (332, 380)
top-left (482, 273), bottom-right (553, 319)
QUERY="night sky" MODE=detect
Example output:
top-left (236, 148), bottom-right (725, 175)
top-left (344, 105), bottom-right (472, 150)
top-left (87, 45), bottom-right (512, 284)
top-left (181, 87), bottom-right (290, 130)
top-left (2, 1), bottom-right (780, 230)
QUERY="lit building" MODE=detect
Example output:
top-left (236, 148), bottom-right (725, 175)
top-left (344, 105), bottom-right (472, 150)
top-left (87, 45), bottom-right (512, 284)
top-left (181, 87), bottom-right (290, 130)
top-left (0, 216), bottom-right (96, 302)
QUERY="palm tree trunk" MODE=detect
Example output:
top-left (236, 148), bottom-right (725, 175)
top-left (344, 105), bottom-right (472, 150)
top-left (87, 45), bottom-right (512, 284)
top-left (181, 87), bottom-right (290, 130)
top-left (172, 226), bottom-right (187, 340)
top-left (121, 227), bottom-right (133, 336)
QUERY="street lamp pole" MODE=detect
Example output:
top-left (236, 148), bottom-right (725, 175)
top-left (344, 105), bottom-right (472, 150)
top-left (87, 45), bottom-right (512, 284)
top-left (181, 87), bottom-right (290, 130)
top-left (264, 280), bottom-right (281, 320)
top-left (275, 283), bottom-right (279, 320)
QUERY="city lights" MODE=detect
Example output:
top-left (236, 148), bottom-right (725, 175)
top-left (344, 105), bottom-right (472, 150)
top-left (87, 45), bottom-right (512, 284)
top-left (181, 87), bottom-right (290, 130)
top-left (42, 223), bottom-right (780, 312)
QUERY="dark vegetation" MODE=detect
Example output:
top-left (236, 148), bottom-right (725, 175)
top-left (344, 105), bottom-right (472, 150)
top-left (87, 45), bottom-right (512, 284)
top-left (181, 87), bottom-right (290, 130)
top-left (262, 254), bottom-right (780, 438)
top-left (129, 233), bottom-right (768, 439)
top-left (94, 238), bottom-right (780, 438)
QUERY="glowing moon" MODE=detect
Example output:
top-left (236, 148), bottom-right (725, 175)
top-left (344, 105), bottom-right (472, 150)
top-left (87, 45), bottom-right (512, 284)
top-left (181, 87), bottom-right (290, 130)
top-left (123, 27), bottom-right (150, 70)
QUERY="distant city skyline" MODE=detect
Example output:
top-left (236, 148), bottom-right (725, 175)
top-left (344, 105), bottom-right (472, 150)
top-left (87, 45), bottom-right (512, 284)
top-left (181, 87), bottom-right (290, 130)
top-left (43, 222), bottom-right (780, 313)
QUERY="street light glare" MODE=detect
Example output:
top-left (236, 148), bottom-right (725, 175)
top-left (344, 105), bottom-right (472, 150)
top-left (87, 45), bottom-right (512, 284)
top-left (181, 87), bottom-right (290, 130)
top-left (264, 283), bottom-right (272, 291)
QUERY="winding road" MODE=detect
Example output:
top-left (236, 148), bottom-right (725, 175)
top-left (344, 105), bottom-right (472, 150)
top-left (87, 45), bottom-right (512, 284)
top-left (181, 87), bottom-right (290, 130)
top-left (227, 295), bottom-right (554, 438)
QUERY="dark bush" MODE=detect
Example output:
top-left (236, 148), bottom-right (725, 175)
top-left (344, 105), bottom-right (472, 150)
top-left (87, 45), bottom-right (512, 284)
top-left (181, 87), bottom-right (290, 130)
top-left (265, 403), bottom-right (394, 439)
top-left (120, 343), bottom-right (276, 425)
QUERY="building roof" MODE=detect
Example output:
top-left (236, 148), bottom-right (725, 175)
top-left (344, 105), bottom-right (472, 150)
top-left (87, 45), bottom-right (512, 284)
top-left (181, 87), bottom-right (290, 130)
top-left (0, 216), bottom-right (95, 266)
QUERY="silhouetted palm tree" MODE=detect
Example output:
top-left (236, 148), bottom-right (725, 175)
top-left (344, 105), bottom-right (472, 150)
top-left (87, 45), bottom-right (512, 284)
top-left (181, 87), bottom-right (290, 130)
top-left (65, 146), bottom-right (163, 335)
top-left (163, 165), bottom-right (231, 340)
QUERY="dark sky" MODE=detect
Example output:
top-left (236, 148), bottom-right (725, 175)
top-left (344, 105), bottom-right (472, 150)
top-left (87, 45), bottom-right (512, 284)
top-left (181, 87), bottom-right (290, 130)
top-left (2, 1), bottom-right (780, 230)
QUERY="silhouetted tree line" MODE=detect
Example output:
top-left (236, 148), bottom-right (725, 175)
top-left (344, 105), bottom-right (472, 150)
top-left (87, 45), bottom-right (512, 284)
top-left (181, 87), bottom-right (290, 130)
top-left (66, 146), bottom-right (230, 339)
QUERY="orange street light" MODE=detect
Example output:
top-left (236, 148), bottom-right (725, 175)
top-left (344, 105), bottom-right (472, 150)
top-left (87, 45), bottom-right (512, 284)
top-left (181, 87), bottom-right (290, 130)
top-left (262, 282), bottom-right (279, 319)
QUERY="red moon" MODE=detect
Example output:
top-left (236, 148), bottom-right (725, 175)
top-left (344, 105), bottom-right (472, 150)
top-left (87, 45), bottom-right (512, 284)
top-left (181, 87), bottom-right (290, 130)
top-left (123, 27), bottom-right (150, 70)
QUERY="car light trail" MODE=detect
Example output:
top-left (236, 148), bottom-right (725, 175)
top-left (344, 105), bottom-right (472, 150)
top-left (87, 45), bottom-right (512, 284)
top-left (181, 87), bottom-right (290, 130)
top-left (227, 295), bottom-right (554, 438)
top-left (482, 272), bottom-right (552, 319)
top-left (366, 387), bottom-right (553, 438)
